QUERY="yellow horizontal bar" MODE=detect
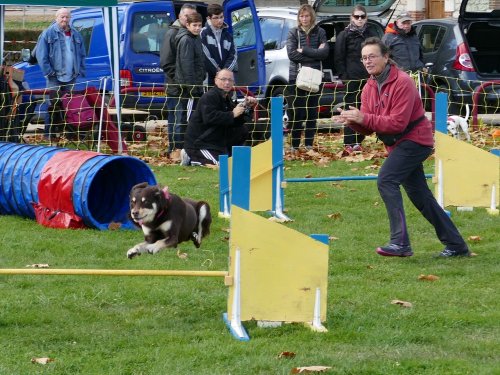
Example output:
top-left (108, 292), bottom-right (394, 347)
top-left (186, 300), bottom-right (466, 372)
top-left (0, 269), bottom-right (228, 277)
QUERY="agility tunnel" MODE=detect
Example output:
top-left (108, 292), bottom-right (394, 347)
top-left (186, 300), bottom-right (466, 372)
top-left (0, 142), bottom-right (156, 229)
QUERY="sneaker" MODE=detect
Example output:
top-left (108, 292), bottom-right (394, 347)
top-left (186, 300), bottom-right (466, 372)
top-left (169, 148), bottom-right (181, 162)
top-left (180, 149), bottom-right (190, 166)
top-left (344, 145), bottom-right (354, 154)
top-left (436, 248), bottom-right (471, 258)
top-left (352, 144), bottom-right (363, 152)
top-left (376, 244), bottom-right (414, 257)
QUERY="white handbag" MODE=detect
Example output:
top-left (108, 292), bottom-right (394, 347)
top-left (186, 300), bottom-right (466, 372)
top-left (295, 30), bottom-right (323, 93)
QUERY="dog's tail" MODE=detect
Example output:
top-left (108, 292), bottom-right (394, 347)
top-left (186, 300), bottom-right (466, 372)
top-left (193, 201), bottom-right (212, 249)
top-left (464, 104), bottom-right (470, 123)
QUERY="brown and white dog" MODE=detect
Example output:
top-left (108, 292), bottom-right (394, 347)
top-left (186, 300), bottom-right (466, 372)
top-left (126, 182), bottom-right (211, 259)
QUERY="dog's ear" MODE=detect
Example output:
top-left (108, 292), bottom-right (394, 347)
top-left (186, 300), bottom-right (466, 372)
top-left (130, 182), bottom-right (148, 197)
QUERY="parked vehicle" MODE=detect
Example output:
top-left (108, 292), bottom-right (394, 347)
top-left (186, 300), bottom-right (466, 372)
top-left (414, 1), bottom-right (500, 114)
top-left (232, 5), bottom-right (389, 125)
top-left (14, 0), bottom-right (264, 120)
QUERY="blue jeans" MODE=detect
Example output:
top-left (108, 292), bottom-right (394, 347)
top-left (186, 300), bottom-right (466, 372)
top-left (44, 77), bottom-right (75, 139)
top-left (377, 140), bottom-right (468, 251)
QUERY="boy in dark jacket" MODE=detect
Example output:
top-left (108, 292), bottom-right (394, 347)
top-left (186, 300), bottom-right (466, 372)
top-left (172, 12), bottom-right (205, 162)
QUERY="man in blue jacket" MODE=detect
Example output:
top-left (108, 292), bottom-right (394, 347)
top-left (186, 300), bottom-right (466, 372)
top-left (201, 4), bottom-right (237, 85)
top-left (36, 7), bottom-right (86, 140)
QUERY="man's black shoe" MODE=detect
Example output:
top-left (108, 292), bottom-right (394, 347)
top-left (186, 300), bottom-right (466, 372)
top-left (376, 244), bottom-right (414, 257)
top-left (436, 248), bottom-right (471, 258)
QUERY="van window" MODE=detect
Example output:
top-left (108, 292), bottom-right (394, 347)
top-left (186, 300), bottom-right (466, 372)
top-left (73, 18), bottom-right (95, 56)
top-left (233, 17), bottom-right (256, 48)
top-left (132, 12), bottom-right (171, 53)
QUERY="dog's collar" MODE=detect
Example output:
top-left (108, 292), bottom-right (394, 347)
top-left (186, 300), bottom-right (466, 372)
top-left (155, 187), bottom-right (171, 220)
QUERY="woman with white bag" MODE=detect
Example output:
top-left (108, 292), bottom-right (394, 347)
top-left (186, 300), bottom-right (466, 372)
top-left (285, 4), bottom-right (329, 152)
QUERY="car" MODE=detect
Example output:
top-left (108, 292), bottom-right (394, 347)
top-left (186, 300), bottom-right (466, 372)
top-left (413, 0), bottom-right (500, 115)
top-left (232, 5), bottom-right (388, 127)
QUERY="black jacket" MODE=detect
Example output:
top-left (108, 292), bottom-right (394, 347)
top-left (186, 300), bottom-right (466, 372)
top-left (334, 26), bottom-right (378, 80)
top-left (286, 25), bottom-right (329, 82)
top-left (174, 28), bottom-right (206, 98)
top-left (159, 20), bottom-right (181, 96)
top-left (184, 87), bottom-right (247, 153)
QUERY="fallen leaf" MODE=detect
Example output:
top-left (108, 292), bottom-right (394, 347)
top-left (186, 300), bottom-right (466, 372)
top-left (204, 164), bottom-right (219, 170)
top-left (108, 222), bottom-right (122, 230)
top-left (304, 174), bottom-right (313, 178)
top-left (366, 265), bottom-right (374, 269)
top-left (328, 236), bottom-right (339, 241)
top-left (278, 351), bottom-right (296, 359)
top-left (470, 252), bottom-right (478, 257)
top-left (177, 252), bottom-right (188, 260)
top-left (418, 274), bottom-right (440, 281)
top-left (314, 192), bottom-right (327, 198)
top-left (468, 235), bottom-right (481, 242)
top-left (221, 228), bottom-right (231, 233)
top-left (391, 299), bottom-right (413, 308)
top-left (373, 201), bottom-right (379, 206)
top-left (291, 366), bottom-right (332, 373)
top-left (327, 212), bottom-right (342, 220)
top-left (25, 264), bottom-right (50, 268)
top-left (177, 177), bottom-right (190, 181)
top-left (268, 216), bottom-right (292, 223)
top-left (31, 357), bottom-right (54, 364)
top-left (306, 149), bottom-right (321, 157)
top-left (314, 157), bottom-right (330, 167)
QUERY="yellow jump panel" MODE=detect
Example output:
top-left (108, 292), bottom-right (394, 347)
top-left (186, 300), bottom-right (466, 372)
top-left (435, 132), bottom-right (500, 207)
top-left (228, 205), bottom-right (329, 323)
top-left (228, 141), bottom-right (273, 212)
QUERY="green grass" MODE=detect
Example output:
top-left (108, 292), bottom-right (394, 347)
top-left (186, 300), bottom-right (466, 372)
top-left (0, 159), bottom-right (498, 374)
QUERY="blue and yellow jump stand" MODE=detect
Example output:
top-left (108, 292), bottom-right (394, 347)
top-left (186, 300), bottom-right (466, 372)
top-left (434, 92), bottom-right (499, 215)
top-left (222, 143), bottom-right (330, 341)
top-left (219, 97), bottom-right (289, 220)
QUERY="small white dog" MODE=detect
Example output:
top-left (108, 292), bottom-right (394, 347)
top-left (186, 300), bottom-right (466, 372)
top-left (447, 104), bottom-right (470, 141)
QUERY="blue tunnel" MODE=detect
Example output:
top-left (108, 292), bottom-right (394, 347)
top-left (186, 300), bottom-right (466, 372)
top-left (0, 142), bottom-right (156, 230)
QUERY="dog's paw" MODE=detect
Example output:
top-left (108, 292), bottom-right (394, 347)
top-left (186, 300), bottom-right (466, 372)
top-left (127, 248), bottom-right (141, 259)
top-left (146, 242), bottom-right (164, 255)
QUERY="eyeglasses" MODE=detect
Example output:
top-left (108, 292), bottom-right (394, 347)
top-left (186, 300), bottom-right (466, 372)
top-left (360, 54), bottom-right (382, 62)
top-left (352, 14), bottom-right (367, 20)
top-left (217, 77), bottom-right (234, 83)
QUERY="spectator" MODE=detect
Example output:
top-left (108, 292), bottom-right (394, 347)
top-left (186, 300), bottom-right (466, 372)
top-left (201, 3), bottom-right (237, 85)
top-left (173, 12), bottom-right (206, 161)
top-left (382, 12), bottom-right (425, 72)
top-left (36, 7), bottom-right (86, 141)
top-left (181, 69), bottom-right (256, 166)
top-left (334, 5), bottom-right (378, 154)
top-left (160, 4), bottom-right (197, 161)
top-left (285, 4), bottom-right (328, 153)
top-left (333, 37), bottom-right (469, 258)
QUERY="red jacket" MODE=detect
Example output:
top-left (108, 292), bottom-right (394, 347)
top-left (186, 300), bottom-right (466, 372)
top-left (349, 64), bottom-right (434, 152)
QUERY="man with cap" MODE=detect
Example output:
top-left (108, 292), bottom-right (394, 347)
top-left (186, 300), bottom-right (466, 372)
top-left (382, 12), bottom-right (425, 72)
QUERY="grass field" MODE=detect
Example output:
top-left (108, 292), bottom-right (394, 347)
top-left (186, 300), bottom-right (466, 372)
top-left (0, 158), bottom-right (498, 374)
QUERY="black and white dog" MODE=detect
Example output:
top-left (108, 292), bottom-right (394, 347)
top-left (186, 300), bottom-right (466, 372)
top-left (127, 182), bottom-right (211, 259)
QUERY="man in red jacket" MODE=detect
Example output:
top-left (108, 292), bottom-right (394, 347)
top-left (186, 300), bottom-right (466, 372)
top-left (334, 37), bottom-right (469, 258)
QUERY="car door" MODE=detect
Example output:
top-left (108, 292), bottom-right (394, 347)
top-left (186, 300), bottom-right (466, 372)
top-left (223, 0), bottom-right (265, 90)
top-left (415, 23), bottom-right (453, 72)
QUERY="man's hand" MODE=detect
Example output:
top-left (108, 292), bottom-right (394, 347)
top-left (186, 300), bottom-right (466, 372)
top-left (233, 103), bottom-right (246, 118)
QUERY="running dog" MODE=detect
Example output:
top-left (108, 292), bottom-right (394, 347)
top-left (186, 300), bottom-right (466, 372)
top-left (447, 104), bottom-right (470, 141)
top-left (126, 182), bottom-right (211, 259)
